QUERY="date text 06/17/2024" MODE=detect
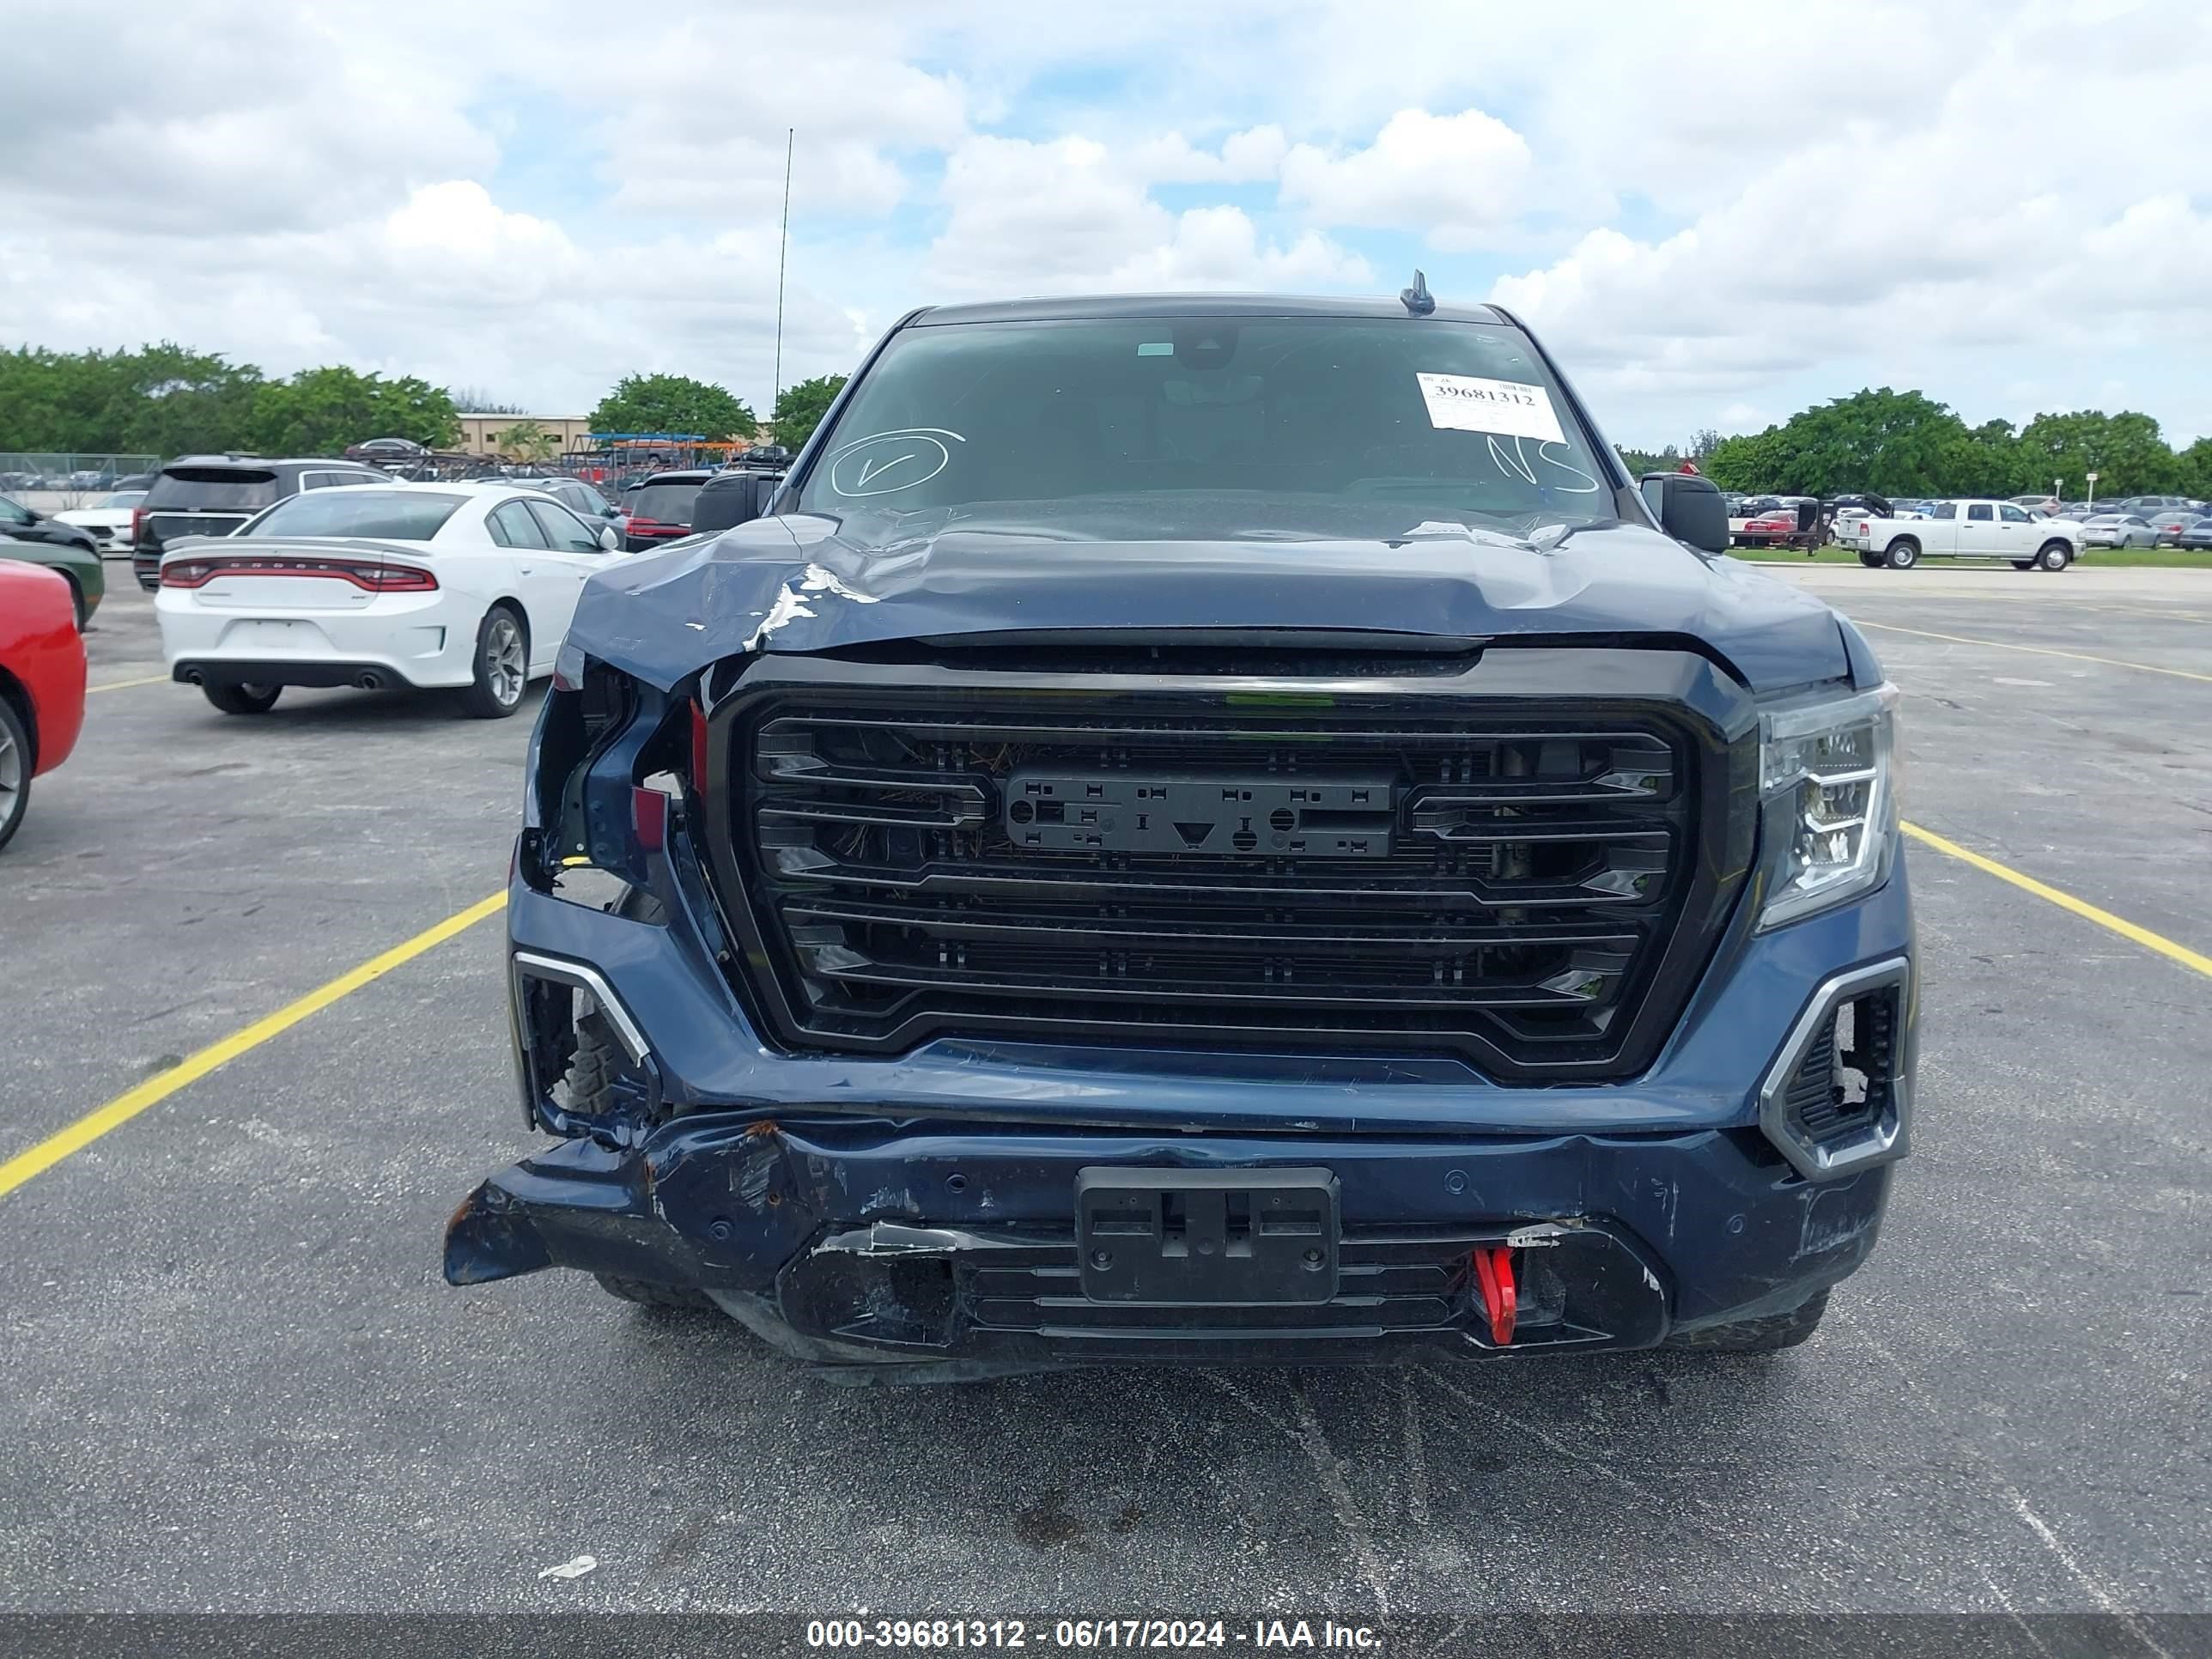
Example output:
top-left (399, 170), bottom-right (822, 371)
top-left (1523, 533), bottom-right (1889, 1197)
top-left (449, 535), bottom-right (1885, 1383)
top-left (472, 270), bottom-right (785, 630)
top-left (804, 1619), bottom-right (1383, 1650)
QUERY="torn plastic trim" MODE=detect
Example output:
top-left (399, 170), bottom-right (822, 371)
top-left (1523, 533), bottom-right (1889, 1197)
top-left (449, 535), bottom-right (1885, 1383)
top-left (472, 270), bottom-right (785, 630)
top-left (1756, 956), bottom-right (1913, 1181)
top-left (513, 951), bottom-right (650, 1064)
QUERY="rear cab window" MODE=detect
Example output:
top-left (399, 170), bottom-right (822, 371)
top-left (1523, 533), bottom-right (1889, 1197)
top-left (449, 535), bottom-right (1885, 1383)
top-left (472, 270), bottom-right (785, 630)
top-left (630, 481), bottom-right (705, 523)
top-left (145, 468), bottom-right (280, 511)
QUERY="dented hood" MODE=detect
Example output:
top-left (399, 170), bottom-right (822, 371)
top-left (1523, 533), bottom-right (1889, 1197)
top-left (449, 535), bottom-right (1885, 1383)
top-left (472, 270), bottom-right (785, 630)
top-left (564, 497), bottom-right (1849, 694)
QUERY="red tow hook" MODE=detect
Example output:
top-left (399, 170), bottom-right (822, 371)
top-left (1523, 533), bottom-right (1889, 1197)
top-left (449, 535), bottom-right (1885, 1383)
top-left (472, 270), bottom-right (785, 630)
top-left (1472, 1246), bottom-right (1518, 1346)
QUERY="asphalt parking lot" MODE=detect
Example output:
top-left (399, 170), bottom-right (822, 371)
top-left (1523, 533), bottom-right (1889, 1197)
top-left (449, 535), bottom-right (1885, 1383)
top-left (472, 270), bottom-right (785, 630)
top-left (3, 564), bottom-right (2208, 1628)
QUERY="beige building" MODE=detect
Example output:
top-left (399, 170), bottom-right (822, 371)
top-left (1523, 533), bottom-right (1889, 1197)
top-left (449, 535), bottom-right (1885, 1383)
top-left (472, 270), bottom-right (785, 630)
top-left (454, 415), bottom-right (598, 458)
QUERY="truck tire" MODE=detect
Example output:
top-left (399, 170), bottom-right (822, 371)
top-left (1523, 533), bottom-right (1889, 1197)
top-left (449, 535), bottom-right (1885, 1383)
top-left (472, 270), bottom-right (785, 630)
top-left (1668, 1289), bottom-right (1829, 1352)
top-left (595, 1273), bottom-right (714, 1311)
top-left (559, 1021), bottom-right (715, 1314)
top-left (1858, 552), bottom-right (1883, 568)
top-left (204, 681), bottom-right (282, 714)
top-left (2037, 542), bottom-right (2071, 571)
top-left (1883, 538), bottom-right (1920, 569)
top-left (2011, 560), bottom-right (2035, 570)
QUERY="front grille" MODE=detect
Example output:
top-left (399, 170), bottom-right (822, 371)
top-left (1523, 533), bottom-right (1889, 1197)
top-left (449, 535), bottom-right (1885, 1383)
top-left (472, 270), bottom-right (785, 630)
top-left (708, 652), bottom-right (1754, 1079)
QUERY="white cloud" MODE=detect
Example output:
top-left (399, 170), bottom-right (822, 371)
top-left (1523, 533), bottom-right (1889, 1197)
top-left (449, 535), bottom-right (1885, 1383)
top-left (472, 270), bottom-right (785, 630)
top-left (922, 137), bottom-right (1367, 298)
top-left (1279, 109), bottom-right (1533, 248)
top-left (1107, 208), bottom-right (1370, 290)
top-left (2, 0), bottom-right (2209, 446)
top-left (1124, 127), bottom-right (1291, 185)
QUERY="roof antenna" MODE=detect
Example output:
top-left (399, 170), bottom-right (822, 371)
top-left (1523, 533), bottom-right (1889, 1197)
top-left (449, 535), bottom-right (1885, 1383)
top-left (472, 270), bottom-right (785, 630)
top-left (1400, 269), bottom-right (1435, 316)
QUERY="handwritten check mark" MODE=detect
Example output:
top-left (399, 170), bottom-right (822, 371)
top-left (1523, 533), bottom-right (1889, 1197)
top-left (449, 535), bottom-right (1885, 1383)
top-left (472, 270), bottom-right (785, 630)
top-left (856, 452), bottom-right (917, 489)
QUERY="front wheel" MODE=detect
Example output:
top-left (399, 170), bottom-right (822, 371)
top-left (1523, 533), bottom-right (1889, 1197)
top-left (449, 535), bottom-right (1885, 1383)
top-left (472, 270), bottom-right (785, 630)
top-left (0, 695), bottom-right (31, 853)
top-left (2037, 542), bottom-right (2071, 572)
top-left (458, 605), bottom-right (529, 720)
top-left (1884, 539), bottom-right (1920, 569)
top-left (203, 681), bottom-right (282, 715)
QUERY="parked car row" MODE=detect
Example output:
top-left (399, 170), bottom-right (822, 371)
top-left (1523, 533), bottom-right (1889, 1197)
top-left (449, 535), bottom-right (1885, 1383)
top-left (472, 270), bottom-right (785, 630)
top-left (0, 492), bottom-right (105, 628)
top-left (0, 562), bottom-right (87, 852)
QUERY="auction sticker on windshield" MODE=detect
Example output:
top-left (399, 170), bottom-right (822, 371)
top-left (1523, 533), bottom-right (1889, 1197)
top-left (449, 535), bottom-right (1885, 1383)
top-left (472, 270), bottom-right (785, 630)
top-left (1415, 373), bottom-right (1565, 444)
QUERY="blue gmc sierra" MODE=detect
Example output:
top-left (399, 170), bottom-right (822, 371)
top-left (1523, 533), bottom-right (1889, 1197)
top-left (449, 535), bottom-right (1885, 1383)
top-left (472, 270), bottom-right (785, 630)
top-left (444, 285), bottom-right (1914, 1381)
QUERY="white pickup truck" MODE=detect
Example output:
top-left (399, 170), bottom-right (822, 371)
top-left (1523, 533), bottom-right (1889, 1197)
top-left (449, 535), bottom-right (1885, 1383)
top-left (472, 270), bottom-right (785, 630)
top-left (1835, 499), bottom-right (2079, 571)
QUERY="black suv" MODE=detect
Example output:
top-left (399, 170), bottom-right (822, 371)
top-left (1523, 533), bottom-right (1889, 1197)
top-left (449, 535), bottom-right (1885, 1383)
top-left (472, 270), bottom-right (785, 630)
top-left (131, 457), bottom-right (388, 590)
top-left (619, 469), bottom-right (713, 550)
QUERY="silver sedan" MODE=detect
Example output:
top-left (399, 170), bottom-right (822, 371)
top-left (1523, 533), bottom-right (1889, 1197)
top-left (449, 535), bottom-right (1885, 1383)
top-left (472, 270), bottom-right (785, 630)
top-left (2077, 514), bottom-right (2157, 549)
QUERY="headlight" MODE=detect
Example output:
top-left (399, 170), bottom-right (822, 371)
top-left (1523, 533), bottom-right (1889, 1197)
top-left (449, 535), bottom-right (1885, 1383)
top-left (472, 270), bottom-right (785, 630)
top-left (1757, 683), bottom-right (1899, 929)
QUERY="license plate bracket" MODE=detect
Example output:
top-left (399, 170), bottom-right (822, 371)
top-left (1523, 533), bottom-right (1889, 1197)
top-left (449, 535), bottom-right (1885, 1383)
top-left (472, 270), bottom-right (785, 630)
top-left (1075, 1167), bottom-right (1340, 1304)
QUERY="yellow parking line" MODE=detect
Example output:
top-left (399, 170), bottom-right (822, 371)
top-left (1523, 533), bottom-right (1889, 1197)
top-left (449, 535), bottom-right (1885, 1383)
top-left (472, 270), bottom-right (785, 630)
top-left (1856, 620), bottom-right (2212, 684)
top-left (86, 674), bottom-right (169, 694)
top-left (0, 891), bottom-right (507, 1200)
top-left (1904, 822), bottom-right (2212, 980)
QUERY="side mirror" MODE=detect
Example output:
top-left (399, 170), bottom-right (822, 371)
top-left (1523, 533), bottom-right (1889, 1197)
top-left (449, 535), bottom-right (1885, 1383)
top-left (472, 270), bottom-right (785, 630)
top-left (1640, 472), bottom-right (1729, 554)
top-left (599, 525), bottom-right (621, 551)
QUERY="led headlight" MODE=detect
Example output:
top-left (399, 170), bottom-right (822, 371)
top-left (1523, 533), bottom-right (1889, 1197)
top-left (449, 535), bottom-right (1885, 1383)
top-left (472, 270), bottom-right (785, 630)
top-left (1758, 683), bottom-right (1899, 928)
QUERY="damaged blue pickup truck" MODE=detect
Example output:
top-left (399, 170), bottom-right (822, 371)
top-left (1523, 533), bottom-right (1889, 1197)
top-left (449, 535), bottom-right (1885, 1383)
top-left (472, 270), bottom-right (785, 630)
top-left (444, 288), bottom-right (1913, 1381)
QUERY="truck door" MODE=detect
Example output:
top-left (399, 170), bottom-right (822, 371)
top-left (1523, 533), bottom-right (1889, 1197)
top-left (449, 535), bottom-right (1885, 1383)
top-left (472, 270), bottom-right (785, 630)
top-left (1917, 500), bottom-right (1960, 555)
top-left (1957, 501), bottom-right (1996, 559)
top-left (1996, 502), bottom-right (2039, 556)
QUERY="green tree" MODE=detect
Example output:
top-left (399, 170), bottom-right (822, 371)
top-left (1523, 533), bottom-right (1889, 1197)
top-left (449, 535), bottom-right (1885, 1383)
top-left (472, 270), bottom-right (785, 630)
top-left (1698, 389), bottom-right (2025, 497)
top-left (1701, 429), bottom-right (1787, 492)
top-left (244, 366), bottom-right (459, 456)
top-left (2014, 410), bottom-right (2182, 499)
top-left (0, 343), bottom-right (265, 455)
top-left (452, 388), bottom-right (528, 415)
top-left (490, 418), bottom-right (561, 465)
top-left (588, 373), bottom-right (757, 441)
top-left (2177, 436), bottom-right (2212, 502)
top-left (1616, 442), bottom-right (1681, 477)
top-left (769, 373), bottom-right (848, 453)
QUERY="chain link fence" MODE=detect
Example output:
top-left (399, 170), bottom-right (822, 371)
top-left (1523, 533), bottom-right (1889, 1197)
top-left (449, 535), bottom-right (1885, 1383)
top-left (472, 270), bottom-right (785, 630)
top-left (1, 454), bottom-right (164, 511)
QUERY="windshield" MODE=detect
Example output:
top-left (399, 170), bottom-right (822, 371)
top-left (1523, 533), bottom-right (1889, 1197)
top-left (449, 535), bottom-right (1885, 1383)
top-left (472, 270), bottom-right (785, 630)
top-left (240, 489), bottom-right (465, 541)
top-left (796, 316), bottom-right (1614, 532)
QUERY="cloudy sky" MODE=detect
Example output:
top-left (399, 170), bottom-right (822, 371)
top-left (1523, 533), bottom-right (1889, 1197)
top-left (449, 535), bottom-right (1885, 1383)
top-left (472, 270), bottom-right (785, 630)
top-left (3, 0), bottom-right (2206, 447)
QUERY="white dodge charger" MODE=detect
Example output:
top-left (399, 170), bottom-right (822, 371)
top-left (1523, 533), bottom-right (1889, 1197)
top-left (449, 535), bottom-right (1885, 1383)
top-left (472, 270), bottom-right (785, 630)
top-left (156, 482), bottom-right (635, 718)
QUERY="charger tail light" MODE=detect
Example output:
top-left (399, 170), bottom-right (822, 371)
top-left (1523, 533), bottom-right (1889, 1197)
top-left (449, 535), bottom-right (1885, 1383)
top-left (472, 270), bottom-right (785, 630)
top-left (130, 506), bottom-right (149, 541)
top-left (159, 556), bottom-right (437, 592)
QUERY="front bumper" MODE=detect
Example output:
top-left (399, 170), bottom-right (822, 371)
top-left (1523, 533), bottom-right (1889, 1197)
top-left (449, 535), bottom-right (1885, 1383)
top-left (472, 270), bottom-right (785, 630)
top-left (447, 1117), bottom-right (1892, 1378)
top-left (444, 850), bottom-right (1917, 1375)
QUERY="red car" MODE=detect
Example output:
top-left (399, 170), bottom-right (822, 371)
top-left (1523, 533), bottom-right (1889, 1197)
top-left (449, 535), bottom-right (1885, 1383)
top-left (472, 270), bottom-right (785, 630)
top-left (0, 562), bottom-right (88, 851)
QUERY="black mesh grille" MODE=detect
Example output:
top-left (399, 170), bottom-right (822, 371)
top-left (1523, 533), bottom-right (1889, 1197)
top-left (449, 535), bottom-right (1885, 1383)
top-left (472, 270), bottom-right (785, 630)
top-left (707, 653), bottom-right (1752, 1079)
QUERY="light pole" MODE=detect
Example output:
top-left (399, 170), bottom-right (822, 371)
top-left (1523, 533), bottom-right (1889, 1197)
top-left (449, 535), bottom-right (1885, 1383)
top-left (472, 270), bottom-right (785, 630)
top-left (2087, 471), bottom-right (2099, 510)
